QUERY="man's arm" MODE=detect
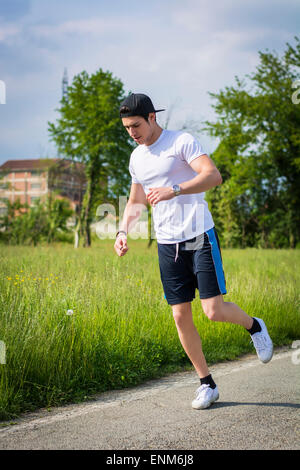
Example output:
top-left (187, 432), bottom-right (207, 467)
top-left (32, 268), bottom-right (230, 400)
top-left (146, 155), bottom-right (222, 206)
top-left (114, 183), bottom-right (148, 257)
top-left (179, 154), bottom-right (222, 194)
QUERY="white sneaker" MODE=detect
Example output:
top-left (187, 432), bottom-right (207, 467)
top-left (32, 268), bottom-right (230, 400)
top-left (192, 384), bottom-right (219, 409)
top-left (251, 317), bottom-right (273, 363)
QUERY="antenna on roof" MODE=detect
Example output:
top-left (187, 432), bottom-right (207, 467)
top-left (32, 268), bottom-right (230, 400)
top-left (62, 68), bottom-right (69, 100)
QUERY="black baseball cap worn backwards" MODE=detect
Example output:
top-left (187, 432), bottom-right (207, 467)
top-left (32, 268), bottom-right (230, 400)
top-left (120, 93), bottom-right (165, 118)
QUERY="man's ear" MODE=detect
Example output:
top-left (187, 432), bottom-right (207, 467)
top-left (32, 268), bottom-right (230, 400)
top-left (148, 112), bottom-right (156, 123)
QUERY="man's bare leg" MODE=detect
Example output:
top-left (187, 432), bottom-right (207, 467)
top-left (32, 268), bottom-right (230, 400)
top-left (171, 301), bottom-right (210, 378)
top-left (200, 295), bottom-right (253, 329)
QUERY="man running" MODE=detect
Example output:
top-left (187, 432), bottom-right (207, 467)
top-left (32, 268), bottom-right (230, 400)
top-left (114, 93), bottom-right (273, 409)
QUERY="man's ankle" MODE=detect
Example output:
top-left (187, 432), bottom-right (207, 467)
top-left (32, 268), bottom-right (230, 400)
top-left (200, 374), bottom-right (216, 389)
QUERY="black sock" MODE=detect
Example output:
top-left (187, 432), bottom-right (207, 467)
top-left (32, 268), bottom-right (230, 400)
top-left (246, 317), bottom-right (262, 335)
top-left (200, 374), bottom-right (216, 389)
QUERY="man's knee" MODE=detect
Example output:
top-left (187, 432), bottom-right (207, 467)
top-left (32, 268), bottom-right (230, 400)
top-left (202, 302), bottom-right (223, 322)
top-left (172, 303), bottom-right (192, 329)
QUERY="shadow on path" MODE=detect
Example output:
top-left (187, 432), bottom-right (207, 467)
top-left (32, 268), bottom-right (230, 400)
top-left (213, 401), bottom-right (300, 409)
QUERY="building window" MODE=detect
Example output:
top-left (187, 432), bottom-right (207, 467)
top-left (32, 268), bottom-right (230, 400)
top-left (31, 183), bottom-right (42, 190)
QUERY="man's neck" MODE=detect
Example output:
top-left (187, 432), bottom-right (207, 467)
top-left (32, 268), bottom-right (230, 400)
top-left (145, 125), bottom-right (163, 146)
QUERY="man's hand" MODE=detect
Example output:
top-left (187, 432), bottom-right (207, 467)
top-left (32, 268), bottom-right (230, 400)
top-left (147, 187), bottom-right (174, 207)
top-left (114, 234), bottom-right (129, 257)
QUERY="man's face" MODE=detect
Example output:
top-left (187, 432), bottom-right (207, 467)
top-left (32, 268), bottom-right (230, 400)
top-left (122, 113), bottom-right (156, 145)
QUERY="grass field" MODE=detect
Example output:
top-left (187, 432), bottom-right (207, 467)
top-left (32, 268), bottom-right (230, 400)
top-left (0, 239), bottom-right (299, 420)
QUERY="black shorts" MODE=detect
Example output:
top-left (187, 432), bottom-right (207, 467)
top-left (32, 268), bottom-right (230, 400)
top-left (157, 227), bottom-right (227, 305)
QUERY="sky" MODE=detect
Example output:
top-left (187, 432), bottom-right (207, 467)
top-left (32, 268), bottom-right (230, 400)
top-left (0, 0), bottom-right (299, 165)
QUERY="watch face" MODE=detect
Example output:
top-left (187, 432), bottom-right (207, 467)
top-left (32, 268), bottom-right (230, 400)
top-left (173, 185), bottom-right (180, 195)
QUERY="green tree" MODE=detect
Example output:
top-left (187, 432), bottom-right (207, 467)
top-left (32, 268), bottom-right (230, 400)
top-left (0, 196), bottom-right (73, 246)
top-left (204, 37), bottom-right (300, 248)
top-left (48, 68), bottom-right (133, 248)
top-left (0, 199), bottom-right (29, 245)
top-left (45, 192), bottom-right (74, 244)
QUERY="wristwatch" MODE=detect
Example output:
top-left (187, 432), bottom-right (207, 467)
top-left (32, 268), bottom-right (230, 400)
top-left (172, 184), bottom-right (181, 196)
top-left (116, 230), bottom-right (127, 238)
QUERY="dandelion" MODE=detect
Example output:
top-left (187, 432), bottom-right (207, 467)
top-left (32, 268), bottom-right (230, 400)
top-left (66, 309), bottom-right (74, 316)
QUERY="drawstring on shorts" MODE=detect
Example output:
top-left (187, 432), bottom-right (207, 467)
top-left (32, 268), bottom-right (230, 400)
top-left (175, 243), bottom-right (179, 262)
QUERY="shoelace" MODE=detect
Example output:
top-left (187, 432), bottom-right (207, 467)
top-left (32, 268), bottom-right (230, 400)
top-left (195, 383), bottom-right (211, 397)
top-left (251, 333), bottom-right (268, 351)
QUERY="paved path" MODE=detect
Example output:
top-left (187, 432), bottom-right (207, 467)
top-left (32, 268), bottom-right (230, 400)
top-left (0, 347), bottom-right (299, 450)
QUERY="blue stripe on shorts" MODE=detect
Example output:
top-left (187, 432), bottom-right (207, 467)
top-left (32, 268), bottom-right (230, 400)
top-left (206, 227), bottom-right (227, 295)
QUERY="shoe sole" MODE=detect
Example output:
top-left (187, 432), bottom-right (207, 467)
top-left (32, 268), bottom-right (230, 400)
top-left (192, 393), bottom-right (219, 410)
top-left (260, 344), bottom-right (274, 363)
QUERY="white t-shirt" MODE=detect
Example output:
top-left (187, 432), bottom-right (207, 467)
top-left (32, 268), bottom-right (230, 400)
top-left (129, 129), bottom-right (214, 244)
